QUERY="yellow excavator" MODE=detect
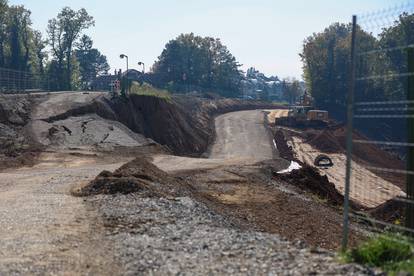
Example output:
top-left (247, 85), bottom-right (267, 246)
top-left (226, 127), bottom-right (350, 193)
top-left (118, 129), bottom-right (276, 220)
top-left (275, 92), bottom-right (329, 128)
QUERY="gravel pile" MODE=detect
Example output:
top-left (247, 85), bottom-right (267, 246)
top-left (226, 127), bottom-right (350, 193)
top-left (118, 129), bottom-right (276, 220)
top-left (89, 194), bottom-right (374, 275)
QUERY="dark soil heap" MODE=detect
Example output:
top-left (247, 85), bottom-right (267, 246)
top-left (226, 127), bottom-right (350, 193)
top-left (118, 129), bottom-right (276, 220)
top-left (274, 165), bottom-right (344, 206)
top-left (74, 157), bottom-right (187, 197)
top-left (274, 130), bottom-right (294, 161)
top-left (368, 198), bottom-right (405, 223)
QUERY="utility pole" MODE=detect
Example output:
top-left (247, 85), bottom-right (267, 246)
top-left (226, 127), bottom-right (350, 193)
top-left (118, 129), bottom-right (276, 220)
top-left (120, 54), bottom-right (129, 96)
top-left (406, 47), bottom-right (414, 231)
top-left (342, 15), bottom-right (357, 251)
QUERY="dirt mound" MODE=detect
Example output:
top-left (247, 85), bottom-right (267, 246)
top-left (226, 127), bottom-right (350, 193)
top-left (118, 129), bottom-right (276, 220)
top-left (274, 165), bottom-right (344, 206)
top-left (74, 157), bottom-right (187, 197)
top-left (368, 198), bottom-right (405, 223)
top-left (307, 129), bottom-right (343, 153)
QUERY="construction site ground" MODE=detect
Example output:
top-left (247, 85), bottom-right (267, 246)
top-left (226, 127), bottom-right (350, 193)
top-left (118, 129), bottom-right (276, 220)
top-left (0, 92), bottom-right (375, 275)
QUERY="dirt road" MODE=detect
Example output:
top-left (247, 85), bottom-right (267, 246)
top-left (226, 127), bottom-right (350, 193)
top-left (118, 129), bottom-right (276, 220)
top-left (210, 110), bottom-right (275, 160)
top-left (154, 110), bottom-right (277, 172)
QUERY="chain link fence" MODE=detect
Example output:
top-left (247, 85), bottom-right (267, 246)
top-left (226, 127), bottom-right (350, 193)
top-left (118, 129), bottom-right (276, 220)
top-left (343, 2), bottom-right (414, 249)
top-left (0, 67), bottom-right (50, 94)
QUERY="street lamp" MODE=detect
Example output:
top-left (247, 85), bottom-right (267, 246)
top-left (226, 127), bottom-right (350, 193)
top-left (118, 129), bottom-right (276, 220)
top-left (120, 54), bottom-right (129, 95)
top-left (138, 61), bottom-right (145, 73)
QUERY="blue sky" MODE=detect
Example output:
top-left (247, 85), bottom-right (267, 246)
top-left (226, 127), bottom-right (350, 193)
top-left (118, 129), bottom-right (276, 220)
top-left (10, 0), bottom-right (395, 79)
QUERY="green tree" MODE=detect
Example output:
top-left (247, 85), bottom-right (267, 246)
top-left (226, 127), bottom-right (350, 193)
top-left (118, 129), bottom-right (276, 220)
top-left (300, 23), bottom-right (378, 117)
top-left (379, 13), bottom-right (414, 101)
top-left (0, 0), bottom-right (8, 67)
top-left (47, 7), bottom-right (94, 90)
top-left (7, 5), bottom-right (32, 70)
top-left (282, 78), bottom-right (302, 104)
top-left (75, 34), bottom-right (109, 88)
top-left (32, 30), bottom-right (47, 75)
top-left (153, 33), bottom-right (243, 97)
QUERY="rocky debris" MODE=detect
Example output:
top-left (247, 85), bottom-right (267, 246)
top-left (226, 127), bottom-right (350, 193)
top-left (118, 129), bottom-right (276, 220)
top-left (74, 157), bottom-right (187, 197)
top-left (0, 94), bottom-right (31, 126)
top-left (0, 95), bottom-right (42, 170)
top-left (34, 114), bottom-right (151, 151)
top-left (89, 193), bottom-right (373, 275)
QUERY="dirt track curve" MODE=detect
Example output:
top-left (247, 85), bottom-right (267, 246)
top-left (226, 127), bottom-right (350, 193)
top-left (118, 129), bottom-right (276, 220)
top-left (153, 110), bottom-right (276, 173)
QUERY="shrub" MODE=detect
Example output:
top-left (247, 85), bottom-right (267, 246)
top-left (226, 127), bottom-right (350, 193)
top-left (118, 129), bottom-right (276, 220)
top-left (343, 233), bottom-right (414, 274)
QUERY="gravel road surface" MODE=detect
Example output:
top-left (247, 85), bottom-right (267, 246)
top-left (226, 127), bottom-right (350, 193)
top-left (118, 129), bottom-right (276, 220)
top-left (0, 156), bottom-right (126, 275)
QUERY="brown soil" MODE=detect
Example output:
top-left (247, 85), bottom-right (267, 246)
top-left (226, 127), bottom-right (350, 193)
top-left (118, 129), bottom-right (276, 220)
top-left (0, 150), bottom-right (41, 171)
top-left (274, 130), bottom-right (295, 161)
top-left (78, 156), bottom-right (364, 250)
top-left (368, 198), bottom-right (405, 223)
top-left (304, 125), bottom-right (406, 191)
top-left (74, 157), bottom-right (188, 197)
top-left (274, 165), bottom-right (344, 206)
top-left (179, 164), bottom-right (364, 250)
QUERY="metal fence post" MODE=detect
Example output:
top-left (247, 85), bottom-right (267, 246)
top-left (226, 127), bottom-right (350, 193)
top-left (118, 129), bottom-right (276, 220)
top-left (406, 48), bottom-right (414, 231)
top-left (342, 15), bottom-right (357, 251)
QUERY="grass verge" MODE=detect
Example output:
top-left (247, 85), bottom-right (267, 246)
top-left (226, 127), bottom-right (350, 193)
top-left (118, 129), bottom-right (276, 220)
top-left (129, 82), bottom-right (171, 101)
top-left (342, 233), bottom-right (414, 274)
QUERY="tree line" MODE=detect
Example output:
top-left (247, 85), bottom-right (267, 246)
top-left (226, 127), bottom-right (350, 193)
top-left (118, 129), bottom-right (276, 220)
top-left (301, 13), bottom-right (414, 119)
top-left (0, 1), bottom-right (109, 90)
top-left (150, 33), bottom-right (244, 98)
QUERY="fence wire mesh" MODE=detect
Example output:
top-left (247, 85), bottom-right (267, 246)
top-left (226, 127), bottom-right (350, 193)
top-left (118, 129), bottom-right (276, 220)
top-left (0, 67), bottom-right (50, 93)
top-left (343, 1), bottom-right (414, 248)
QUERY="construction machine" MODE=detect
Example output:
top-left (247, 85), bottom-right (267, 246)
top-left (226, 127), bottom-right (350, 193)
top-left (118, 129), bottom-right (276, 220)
top-left (275, 92), bottom-right (329, 128)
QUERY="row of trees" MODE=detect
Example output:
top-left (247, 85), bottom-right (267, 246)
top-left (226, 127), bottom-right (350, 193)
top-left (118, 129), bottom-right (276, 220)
top-left (301, 13), bottom-right (414, 119)
top-left (0, 1), bottom-right (109, 90)
top-left (151, 33), bottom-right (244, 97)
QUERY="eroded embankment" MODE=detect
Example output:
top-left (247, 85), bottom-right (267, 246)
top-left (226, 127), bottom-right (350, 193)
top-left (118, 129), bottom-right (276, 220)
top-left (108, 94), bottom-right (284, 156)
top-left (0, 92), bottom-right (284, 171)
top-left (47, 93), bottom-right (284, 156)
top-left (0, 94), bottom-right (44, 170)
